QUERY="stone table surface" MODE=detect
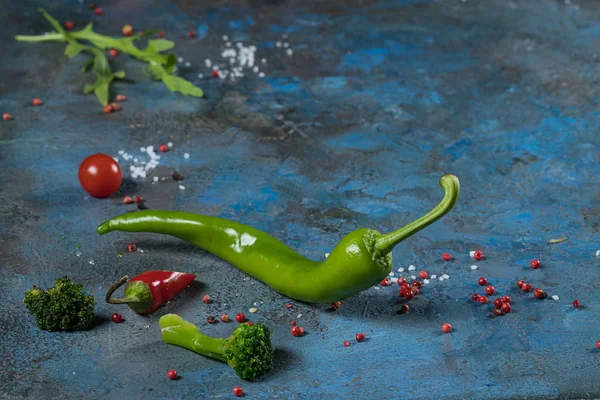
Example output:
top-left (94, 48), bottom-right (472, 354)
top-left (1, 0), bottom-right (600, 399)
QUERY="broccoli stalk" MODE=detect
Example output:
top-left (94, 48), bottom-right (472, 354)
top-left (159, 314), bottom-right (274, 381)
top-left (23, 277), bottom-right (95, 331)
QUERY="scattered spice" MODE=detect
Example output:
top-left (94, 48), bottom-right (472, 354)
top-left (3, 113), bottom-right (12, 121)
top-left (485, 286), bottom-right (495, 295)
top-left (521, 283), bottom-right (532, 292)
top-left (596, 340), bottom-right (600, 350)
top-left (442, 252), bottom-right (452, 261)
top-left (343, 340), bottom-right (350, 347)
top-left (168, 369), bottom-right (178, 380)
top-left (206, 315), bottom-right (216, 324)
top-left (212, 69), bottom-right (219, 78)
top-left (171, 171), bottom-right (184, 181)
top-left (110, 102), bottom-right (120, 112)
top-left (248, 307), bottom-right (258, 313)
top-left (412, 281), bottom-right (422, 288)
top-left (501, 303), bottom-right (511, 313)
top-left (158, 30), bottom-right (166, 38)
top-left (493, 308), bottom-right (503, 316)
top-left (127, 243), bottom-right (137, 252)
top-left (64, 20), bottom-right (74, 30)
top-left (549, 237), bottom-right (568, 244)
top-left (188, 30), bottom-right (196, 38)
top-left (111, 313), bottom-right (123, 323)
top-left (233, 386), bottom-right (243, 397)
top-left (103, 104), bottom-right (113, 114)
top-left (109, 48), bottom-right (119, 57)
top-left (235, 313), bottom-right (245, 323)
top-left (355, 333), bottom-right (366, 342)
top-left (493, 298), bottom-right (503, 309)
top-left (533, 288), bottom-right (547, 299)
top-left (159, 144), bottom-right (169, 152)
top-left (530, 259), bottom-right (541, 269)
top-left (284, 303), bottom-right (292, 309)
top-left (380, 277), bottom-right (389, 286)
top-left (134, 195), bottom-right (143, 204)
top-left (516, 280), bottom-right (525, 288)
top-left (419, 271), bottom-right (428, 279)
top-left (441, 323), bottom-right (452, 333)
top-left (122, 24), bottom-right (133, 36)
top-left (397, 277), bottom-right (407, 286)
top-left (471, 293), bottom-right (480, 302)
top-left (478, 277), bottom-right (487, 286)
top-left (400, 304), bottom-right (410, 314)
top-left (291, 326), bottom-right (304, 337)
top-left (246, 321), bottom-right (254, 326)
top-left (94, 7), bottom-right (103, 16)
top-left (123, 196), bottom-right (133, 204)
top-left (330, 301), bottom-right (341, 311)
top-left (220, 313), bottom-right (230, 322)
top-left (201, 295), bottom-right (211, 304)
top-left (501, 296), bottom-right (511, 303)
top-left (573, 300), bottom-right (580, 309)
top-left (478, 295), bottom-right (488, 304)
top-left (32, 98), bottom-right (42, 106)
top-left (473, 250), bottom-right (484, 260)
top-left (115, 94), bottom-right (126, 102)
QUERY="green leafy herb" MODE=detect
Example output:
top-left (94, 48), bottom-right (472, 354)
top-left (15, 9), bottom-right (203, 106)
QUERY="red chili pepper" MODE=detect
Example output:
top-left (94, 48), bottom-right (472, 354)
top-left (105, 271), bottom-right (196, 314)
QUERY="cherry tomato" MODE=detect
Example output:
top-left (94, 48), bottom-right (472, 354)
top-left (78, 153), bottom-right (122, 197)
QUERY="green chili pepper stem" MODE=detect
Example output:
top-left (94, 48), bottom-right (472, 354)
top-left (159, 314), bottom-right (227, 362)
top-left (374, 174), bottom-right (460, 256)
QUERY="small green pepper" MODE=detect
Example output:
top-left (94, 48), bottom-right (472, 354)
top-left (97, 175), bottom-right (459, 303)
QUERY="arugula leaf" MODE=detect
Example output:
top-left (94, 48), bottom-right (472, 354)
top-left (161, 74), bottom-right (204, 97)
top-left (145, 39), bottom-right (175, 54)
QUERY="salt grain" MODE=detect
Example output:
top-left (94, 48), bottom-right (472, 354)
top-left (390, 277), bottom-right (398, 283)
top-left (167, 142), bottom-right (173, 148)
top-left (184, 153), bottom-right (190, 159)
top-left (286, 49), bottom-right (293, 56)
top-left (410, 275), bottom-right (416, 280)
top-left (442, 274), bottom-right (450, 279)
top-left (388, 272), bottom-right (394, 276)
top-left (153, 177), bottom-right (159, 182)
top-left (179, 185), bottom-right (186, 190)
top-left (374, 286), bottom-right (380, 290)
top-left (185, 61), bottom-right (191, 67)
top-left (118, 150), bottom-right (124, 155)
top-left (469, 251), bottom-right (476, 257)
top-left (249, 307), bottom-right (258, 313)
top-left (258, 72), bottom-right (265, 78)
top-left (470, 265), bottom-right (478, 270)
top-left (325, 253), bottom-right (330, 258)
top-left (398, 268), bottom-right (404, 272)
top-left (408, 265), bottom-right (416, 271)
top-left (177, 57), bottom-right (183, 63)
top-left (198, 73), bottom-right (203, 78)
top-left (140, 147), bottom-right (146, 152)
top-left (205, 59), bottom-right (212, 67)
top-left (222, 35), bottom-right (229, 41)
top-left (276, 41), bottom-right (282, 47)
top-left (552, 295), bottom-right (560, 300)
top-left (439, 277), bottom-right (444, 281)
top-left (261, 58), bottom-right (266, 64)
top-left (596, 250), bottom-right (600, 257)
top-left (297, 313), bottom-right (302, 318)
top-left (431, 274), bottom-right (437, 279)
top-left (283, 42), bottom-right (289, 48)
top-left (423, 279), bottom-right (429, 285)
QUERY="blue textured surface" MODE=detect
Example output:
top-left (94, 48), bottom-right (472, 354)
top-left (1, 0), bottom-right (600, 398)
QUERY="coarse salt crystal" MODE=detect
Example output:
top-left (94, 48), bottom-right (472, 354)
top-left (398, 268), bottom-right (404, 272)
top-left (212, 65), bottom-right (219, 70)
top-left (552, 295), bottom-right (560, 300)
top-left (388, 272), bottom-right (394, 276)
top-left (198, 73), bottom-right (203, 78)
top-left (469, 251), bottom-right (476, 257)
top-left (258, 72), bottom-right (265, 78)
top-left (596, 250), bottom-right (600, 257)
top-left (261, 58), bottom-right (266, 63)
top-left (297, 313), bottom-right (302, 318)
top-left (140, 147), bottom-right (146, 152)
top-left (283, 42), bottom-right (289, 48)
top-left (205, 59), bottom-right (212, 67)
top-left (430, 274), bottom-right (437, 279)
top-left (153, 176), bottom-right (159, 182)
top-left (179, 185), bottom-right (185, 190)
top-left (439, 277), bottom-right (444, 281)
top-left (408, 265), bottom-right (416, 271)
top-left (410, 275), bottom-right (416, 280)
top-left (324, 253), bottom-right (330, 258)
top-left (184, 153), bottom-right (190, 159)
top-left (286, 49), bottom-right (293, 56)
top-left (222, 35), bottom-right (228, 40)
top-left (470, 265), bottom-right (478, 270)
top-left (442, 274), bottom-right (450, 279)
top-left (226, 42), bottom-right (232, 47)
top-left (177, 57), bottom-right (184, 63)
top-left (374, 286), bottom-right (380, 290)
top-left (113, 157), bottom-right (119, 162)
top-left (423, 279), bottom-right (429, 285)
top-left (390, 277), bottom-right (398, 283)
top-left (249, 307), bottom-right (258, 313)
top-left (118, 150), bottom-right (125, 155)
top-left (253, 66), bottom-right (259, 73)
top-left (276, 41), bottom-right (282, 47)
top-left (185, 61), bottom-right (191, 67)
top-left (167, 142), bottom-right (173, 148)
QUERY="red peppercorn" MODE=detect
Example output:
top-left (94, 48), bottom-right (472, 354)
top-left (400, 304), bottom-right (410, 314)
top-left (355, 333), bottom-right (366, 342)
top-left (412, 281), bottom-right (422, 288)
top-left (533, 288), bottom-right (547, 299)
top-left (485, 286), bottom-right (495, 295)
top-left (134, 195), bottom-right (143, 203)
top-left (493, 308), bottom-right (503, 316)
top-left (122, 24), bottom-right (133, 36)
top-left (212, 69), bottom-right (219, 78)
top-left (284, 303), bottom-right (292, 309)
top-left (188, 30), bottom-right (196, 38)
top-left (115, 94), bottom-right (126, 102)
top-left (127, 243), bottom-right (137, 252)
top-left (167, 369), bottom-right (178, 380)
top-left (291, 320), bottom-right (297, 327)
top-left (235, 313), bottom-right (245, 323)
top-left (201, 295), bottom-right (211, 304)
top-left (501, 303), bottom-right (511, 313)
top-left (573, 300), bottom-right (580, 309)
top-left (233, 386), bottom-right (243, 397)
top-left (109, 49), bottom-right (119, 57)
top-left (478, 295), bottom-right (488, 304)
top-left (530, 259), bottom-right (541, 269)
top-left (3, 113), bottom-right (12, 121)
top-left (32, 98), bottom-right (42, 106)
top-left (441, 323), bottom-right (452, 333)
top-left (103, 104), bottom-right (113, 114)
top-left (206, 315), bottom-right (216, 324)
top-left (403, 290), bottom-right (415, 301)
top-left (158, 30), bottom-right (166, 38)
top-left (493, 298), bottom-right (503, 309)
top-left (442, 252), bottom-right (451, 261)
top-left (397, 277), bottom-right (407, 286)
top-left (220, 313), bottom-right (230, 322)
top-left (64, 20), bottom-right (74, 30)
top-left (94, 7), bottom-right (103, 15)
top-left (123, 196), bottom-right (133, 204)
top-left (419, 271), bottom-right (428, 279)
top-left (521, 283), bottom-right (532, 292)
top-left (473, 250), bottom-right (483, 260)
top-left (343, 340), bottom-right (350, 347)
top-left (500, 295), bottom-right (511, 303)
top-left (111, 313), bottom-right (123, 323)
top-left (471, 293), bottom-right (480, 301)
top-left (159, 144), bottom-right (169, 152)
top-left (380, 277), bottom-right (389, 286)
top-left (516, 280), bottom-right (525, 288)
top-left (478, 277), bottom-right (487, 286)
top-left (331, 301), bottom-right (341, 311)
top-left (291, 326), bottom-right (303, 337)
top-left (596, 340), bottom-right (600, 350)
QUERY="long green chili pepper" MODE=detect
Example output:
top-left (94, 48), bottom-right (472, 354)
top-left (97, 174), bottom-right (459, 303)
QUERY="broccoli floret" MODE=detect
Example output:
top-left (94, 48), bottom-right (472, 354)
top-left (159, 314), bottom-right (273, 381)
top-left (23, 277), bottom-right (95, 332)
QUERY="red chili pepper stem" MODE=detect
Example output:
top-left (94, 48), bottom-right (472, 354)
top-left (105, 275), bottom-right (154, 314)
